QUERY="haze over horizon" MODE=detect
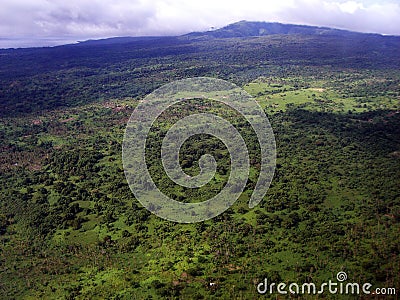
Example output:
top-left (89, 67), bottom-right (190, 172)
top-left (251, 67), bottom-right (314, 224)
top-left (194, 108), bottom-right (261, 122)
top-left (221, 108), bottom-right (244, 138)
top-left (1, 0), bottom-right (399, 49)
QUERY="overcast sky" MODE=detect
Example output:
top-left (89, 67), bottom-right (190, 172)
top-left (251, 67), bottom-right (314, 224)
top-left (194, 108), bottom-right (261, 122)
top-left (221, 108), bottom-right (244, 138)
top-left (1, 0), bottom-right (399, 48)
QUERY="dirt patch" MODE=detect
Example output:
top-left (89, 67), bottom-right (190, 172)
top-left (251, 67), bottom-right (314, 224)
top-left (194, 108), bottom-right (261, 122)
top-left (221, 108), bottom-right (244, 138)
top-left (60, 117), bottom-right (76, 123)
top-left (310, 88), bottom-right (325, 92)
top-left (226, 264), bottom-right (241, 271)
top-left (32, 119), bottom-right (43, 125)
top-left (0, 149), bottom-right (48, 171)
top-left (102, 101), bottom-right (129, 112)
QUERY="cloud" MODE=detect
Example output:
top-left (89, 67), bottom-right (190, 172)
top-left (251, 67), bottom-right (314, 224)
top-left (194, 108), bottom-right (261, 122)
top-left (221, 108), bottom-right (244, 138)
top-left (338, 1), bottom-right (364, 13)
top-left (280, 0), bottom-right (400, 35)
top-left (0, 0), bottom-right (399, 48)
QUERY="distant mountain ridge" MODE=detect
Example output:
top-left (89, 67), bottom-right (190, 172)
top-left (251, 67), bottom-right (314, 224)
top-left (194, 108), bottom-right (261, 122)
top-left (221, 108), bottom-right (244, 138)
top-left (1, 19), bottom-right (399, 115)
top-left (185, 20), bottom-right (384, 39)
top-left (74, 20), bottom-right (390, 47)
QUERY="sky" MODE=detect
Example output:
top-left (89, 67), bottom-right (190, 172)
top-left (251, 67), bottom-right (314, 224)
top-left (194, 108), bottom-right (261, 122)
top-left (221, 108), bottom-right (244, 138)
top-left (1, 0), bottom-right (399, 48)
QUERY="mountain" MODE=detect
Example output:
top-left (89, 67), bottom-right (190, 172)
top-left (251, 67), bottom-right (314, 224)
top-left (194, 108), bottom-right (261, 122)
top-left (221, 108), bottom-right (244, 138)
top-left (72, 21), bottom-right (392, 47)
top-left (0, 20), bottom-right (399, 116)
top-left (184, 20), bottom-right (385, 39)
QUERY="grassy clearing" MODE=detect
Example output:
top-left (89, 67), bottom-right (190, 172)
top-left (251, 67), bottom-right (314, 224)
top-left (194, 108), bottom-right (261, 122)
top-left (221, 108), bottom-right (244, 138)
top-left (244, 77), bottom-right (400, 115)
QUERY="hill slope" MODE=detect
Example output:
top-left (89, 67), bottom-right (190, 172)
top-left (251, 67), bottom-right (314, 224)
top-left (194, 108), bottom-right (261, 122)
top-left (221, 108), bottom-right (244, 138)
top-left (0, 21), bottom-right (399, 116)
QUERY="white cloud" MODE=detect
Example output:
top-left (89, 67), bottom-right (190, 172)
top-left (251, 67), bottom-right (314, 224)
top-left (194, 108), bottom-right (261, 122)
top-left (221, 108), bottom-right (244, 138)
top-left (0, 0), bottom-right (399, 48)
top-left (338, 1), bottom-right (364, 13)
